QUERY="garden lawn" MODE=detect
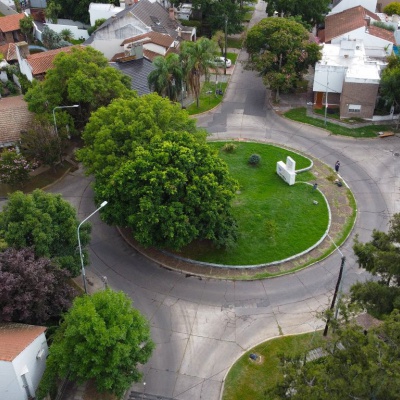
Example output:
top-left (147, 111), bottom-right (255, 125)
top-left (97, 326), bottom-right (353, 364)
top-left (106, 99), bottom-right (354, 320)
top-left (186, 81), bottom-right (228, 115)
top-left (284, 108), bottom-right (391, 138)
top-left (223, 332), bottom-right (324, 400)
top-left (175, 142), bottom-right (329, 265)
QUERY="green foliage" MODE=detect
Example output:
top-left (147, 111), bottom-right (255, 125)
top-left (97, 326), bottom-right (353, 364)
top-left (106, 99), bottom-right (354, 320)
top-left (60, 28), bottom-right (74, 41)
top-left (38, 289), bottom-right (154, 399)
top-left (0, 149), bottom-right (36, 186)
top-left (0, 189), bottom-right (91, 276)
top-left (248, 153), bottom-right (261, 165)
top-left (19, 15), bottom-right (34, 42)
top-left (380, 55), bottom-right (400, 128)
top-left (181, 38), bottom-right (218, 107)
top-left (269, 311), bottom-right (400, 400)
top-left (24, 46), bottom-right (133, 127)
top-left (45, 0), bottom-right (62, 23)
top-left (383, 2), bottom-right (400, 15)
top-left (87, 18), bottom-right (106, 35)
top-left (148, 53), bottom-right (183, 101)
top-left (245, 18), bottom-right (321, 100)
top-left (266, 0), bottom-right (330, 25)
top-left (78, 94), bottom-right (238, 250)
top-left (372, 21), bottom-right (396, 31)
top-left (221, 143), bottom-right (237, 153)
top-left (16, 72), bottom-right (32, 94)
top-left (352, 213), bottom-right (400, 316)
top-left (191, 0), bottom-right (245, 34)
top-left (42, 26), bottom-right (70, 49)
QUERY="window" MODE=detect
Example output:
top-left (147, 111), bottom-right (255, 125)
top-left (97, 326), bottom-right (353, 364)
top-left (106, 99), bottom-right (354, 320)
top-left (348, 104), bottom-right (361, 113)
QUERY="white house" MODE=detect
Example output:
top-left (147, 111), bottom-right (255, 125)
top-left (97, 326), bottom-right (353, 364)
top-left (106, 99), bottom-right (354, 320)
top-left (0, 323), bottom-right (48, 400)
top-left (313, 39), bottom-right (386, 118)
top-left (85, 0), bottom-right (195, 60)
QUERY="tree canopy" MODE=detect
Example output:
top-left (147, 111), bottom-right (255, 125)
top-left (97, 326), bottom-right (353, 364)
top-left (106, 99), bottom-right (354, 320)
top-left (24, 46), bottom-right (133, 128)
top-left (0, 189), bottom-right (91, 276)
top-left (245, 17), bottom-right (321, 100)
top-left (266, 0), bottom-right (330, 25)
top-left (380, 55), bottom-right (400, 128)
top-left (77, 94), bottom-right (238, 250)
top-left (0, 247), bottom-right (75, 324)
top-left (38, 289), bottom-right (154, 399)
top-left (383, 2), bottom-right (400, 16)
top-left (269, 310), bottom-right (400, 400)
top-left (352, 213), bottom-right (400, 316)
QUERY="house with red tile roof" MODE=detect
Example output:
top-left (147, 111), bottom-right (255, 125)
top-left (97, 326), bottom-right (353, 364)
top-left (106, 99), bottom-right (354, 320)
top-left (0, 13), bottom-right (25, 45)
top-left (324, 6), bottom-right (395, 57)
top-left (0, 323), bottom-right (48, 400)
top-left (16, 44), bottom-right (75, 81)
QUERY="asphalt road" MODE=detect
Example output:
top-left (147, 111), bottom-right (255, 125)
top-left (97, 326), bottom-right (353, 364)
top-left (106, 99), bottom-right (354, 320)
top-left (47, 2), bottom-right (400, 399)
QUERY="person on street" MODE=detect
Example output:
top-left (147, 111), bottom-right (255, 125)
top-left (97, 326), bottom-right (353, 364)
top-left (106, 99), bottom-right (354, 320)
top-left (335, 160), bottom-right (340, 173)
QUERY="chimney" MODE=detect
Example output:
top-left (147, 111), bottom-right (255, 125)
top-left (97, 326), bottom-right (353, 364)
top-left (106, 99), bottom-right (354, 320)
top-left (16, 41), bottom-right (29, 59)
top-left (169, 7), bottom-right (175, 20)
top-left (365, 16), bottom-right (371, 26)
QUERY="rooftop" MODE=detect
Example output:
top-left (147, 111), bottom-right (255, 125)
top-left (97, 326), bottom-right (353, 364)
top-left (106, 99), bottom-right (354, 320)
top-left (325, 6), bottom-right (380, 42)
top-left (26, 46), bottom-right (74, 75)
top-left (0, 95), bottom-right (34, 146)
top-left (0, 13), bottom-right (25, 33)
top-left (0, 322), bottom-right (46, 362)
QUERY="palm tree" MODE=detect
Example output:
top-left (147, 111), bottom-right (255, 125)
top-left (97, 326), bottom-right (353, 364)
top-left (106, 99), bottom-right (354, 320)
top-left (180, 38), bottom-right (217, 107)
top-left (148, 53), bottom-right (182, 102)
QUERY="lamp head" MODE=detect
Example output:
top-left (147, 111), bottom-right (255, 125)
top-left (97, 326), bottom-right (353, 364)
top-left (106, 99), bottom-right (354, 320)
top-left (100, 201), bottom-right (108, 208)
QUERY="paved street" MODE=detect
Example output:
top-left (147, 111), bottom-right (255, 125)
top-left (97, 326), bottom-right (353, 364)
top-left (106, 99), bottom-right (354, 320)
top-left (47, 1), bottom-right (400, 399)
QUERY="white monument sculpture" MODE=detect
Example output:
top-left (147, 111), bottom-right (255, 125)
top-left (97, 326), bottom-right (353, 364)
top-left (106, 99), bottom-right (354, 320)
top-left (276, 156), bottom-right (296, 185)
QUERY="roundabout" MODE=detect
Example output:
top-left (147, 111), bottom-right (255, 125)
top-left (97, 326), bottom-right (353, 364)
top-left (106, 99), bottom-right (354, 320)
top-left (45, 2), bottom-right (398, 399)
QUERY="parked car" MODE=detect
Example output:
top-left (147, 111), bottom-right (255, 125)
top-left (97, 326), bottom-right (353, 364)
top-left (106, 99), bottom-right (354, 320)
top-left (212, 56), bottom-right (232, 68)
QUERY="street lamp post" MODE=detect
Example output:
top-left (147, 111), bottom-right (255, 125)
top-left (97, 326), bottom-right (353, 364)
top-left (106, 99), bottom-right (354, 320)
top-left (77, 201), bottom-right (108, 294)
top-left (52, 104), bottom-right (79, 135)
top-left (224, 16), bottom-right (228, 76)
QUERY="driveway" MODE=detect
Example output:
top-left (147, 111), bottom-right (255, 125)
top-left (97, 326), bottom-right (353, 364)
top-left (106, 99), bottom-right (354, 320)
top-left (49, 1), bottom-right (400, 399)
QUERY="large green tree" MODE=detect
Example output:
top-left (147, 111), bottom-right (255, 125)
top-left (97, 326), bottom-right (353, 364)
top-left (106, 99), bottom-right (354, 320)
top-left (37, 289), bottom-right (154, 399)
top-left (380, 55), bottom-right (400, 129)
top-left (181, 38), bottom-right (217, 107)
top-left (383, 2), bottom-right (400, 16)
top-left (245, 17), bottom-right (321, 100)
top-left (148, 53), bottom-right (183, 102)
top-left (266, 0), bottom-right (330, 25)
top-left (191, 0), bottom-right (245, 35)
top-left (77, 94), bottom-right (238, 250)
top-left (352, 213), bottom-right (400, 316)
top-left (24, 46), bottom-right (133, 129)
top-left (0, 189), bottom-right (91, 276)
top-left (269, 310), bottom-right (400, 400)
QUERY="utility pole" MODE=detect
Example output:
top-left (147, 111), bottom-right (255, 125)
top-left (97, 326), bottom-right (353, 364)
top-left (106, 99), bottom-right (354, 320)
top-left (323, 256), bottom-right (346, 337)
top-left (324, 68), bottom-right (329, 126)
top-left (224, 16), bottom-right (228, 76)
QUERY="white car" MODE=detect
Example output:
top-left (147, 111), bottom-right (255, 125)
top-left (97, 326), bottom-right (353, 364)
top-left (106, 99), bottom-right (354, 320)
top-left (212, 57), bottom-right (232, 68)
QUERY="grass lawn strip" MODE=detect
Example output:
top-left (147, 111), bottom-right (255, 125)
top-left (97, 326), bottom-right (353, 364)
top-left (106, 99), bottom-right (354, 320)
top-left (222, 332), bottom-right (325, 400)
top-left (284, 107), bottom-right (391, 138)
top-left (174, 142), bottom-right (330, 265)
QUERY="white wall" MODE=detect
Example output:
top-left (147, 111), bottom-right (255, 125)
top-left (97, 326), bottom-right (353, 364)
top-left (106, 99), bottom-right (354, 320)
top-left (89, 4), bottom-right (123, 26)
top-left (0, 333), bottom-right (48, 400)
top-left (330, 0), bottom-right (377, 14)
top-left (45, 23), bottom-right (89, 40)
top-left (144, 42), bottom-right (166, 55)
top-left (88, 38), bottom-right (125, 59)
top-left (313, 64), bottom-right (347, 93)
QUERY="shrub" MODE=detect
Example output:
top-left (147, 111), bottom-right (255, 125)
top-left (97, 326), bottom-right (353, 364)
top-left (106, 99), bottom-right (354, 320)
top-left (248, 153), bottom-right (261, 166)
top-left (372, 21), bottom-right (395, 31)
top-left (383, 2), bottom-right (400, 15)
top-left (0, 149), bottom-right (37, 186)
top-left (222, 143), bottom-right (237, 153)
